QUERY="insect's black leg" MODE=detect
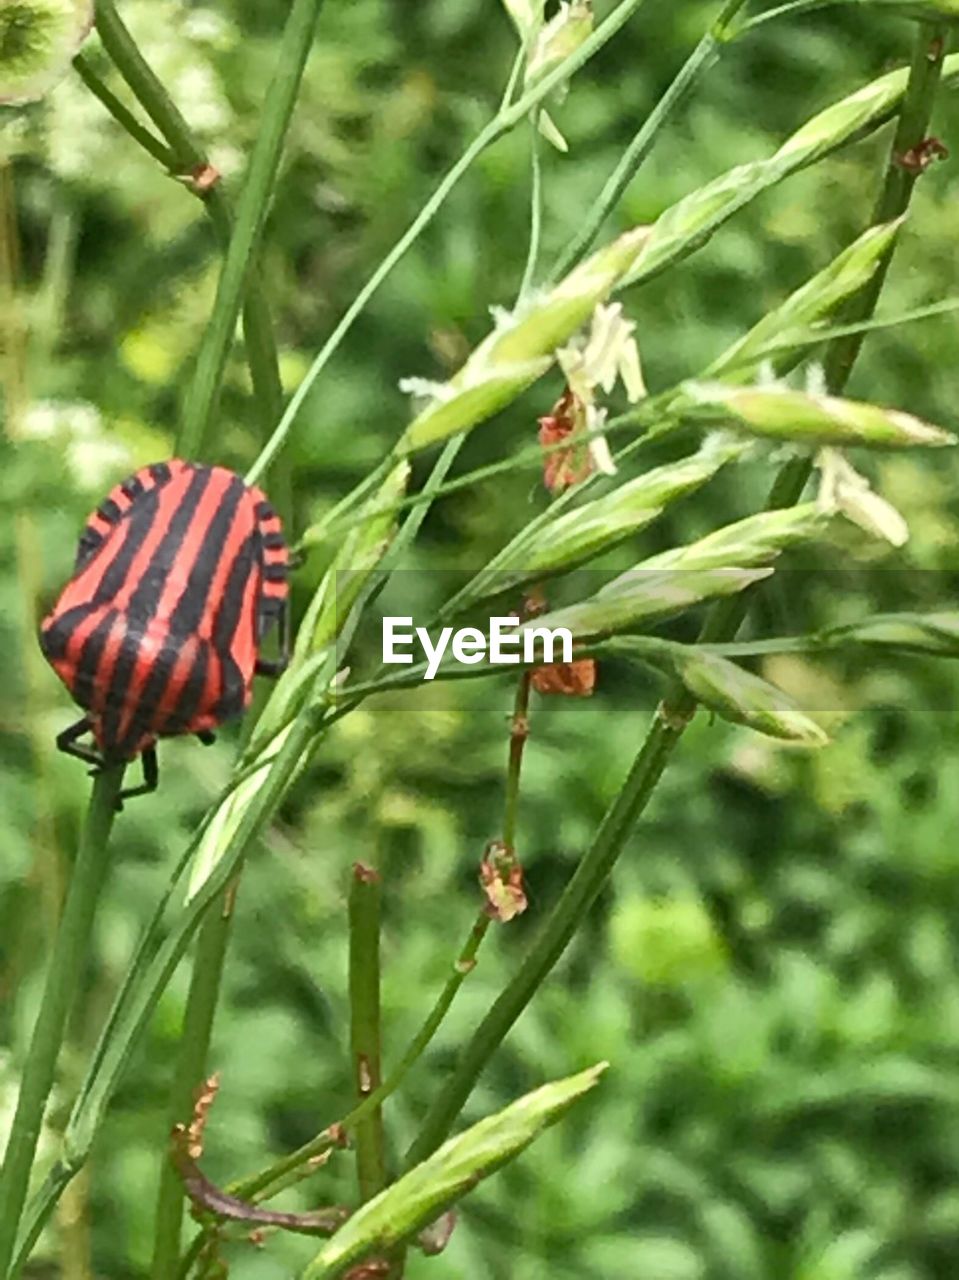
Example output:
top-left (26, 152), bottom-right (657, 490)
top-left (116, 746), bottom-right (159, 810)
top-left (196, 730), bottom-right (216, 746)
top-left (56, 717), bottom-right (104, 768)
top-left (255, 598), bottom-right (290, 678)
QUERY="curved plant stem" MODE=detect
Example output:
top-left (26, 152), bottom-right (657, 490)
top-left (825, 22), bottom-right (948, 390)
top-left (90, 0), bottom-right (283, 441)
top-left (177, 0), bottom-right (326, 458)
top-left (767, 19), bottom-right (948, 507)
top-left (193, 666), bottom-right (535, 1234)
top-left (245, 0), bottom-right (650, 486)
top-left (0, 767), bottom-right (124, 1279)
top-left (402, 21), bottom-right (950, 1168)
top-left (551, 0), bottom-right (748, 279)
top-left (518, 119), bottom-right (543, 302)
top-left (73, 53), bottom-right (175, 168)
top-left (149, 884), bottom-right (239, 1279)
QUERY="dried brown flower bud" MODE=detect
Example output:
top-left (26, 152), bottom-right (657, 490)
top-left (480, 840), bottom-right (528, 923)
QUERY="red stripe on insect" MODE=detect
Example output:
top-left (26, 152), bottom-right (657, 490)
top-left (231, 560), bottom-right (261, 685)
top-left (149, 632), bottom-right (201, 736)
top-left (91, 611), bottom-right (131, 718)
top-left (115, 468), bottom-right (236, 742)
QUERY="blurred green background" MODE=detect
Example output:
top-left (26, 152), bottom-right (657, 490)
top-left (4, 0), bottom-right (959, 1276)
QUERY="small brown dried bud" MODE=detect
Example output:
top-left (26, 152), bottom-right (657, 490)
top-left (894, 136), bottom-right (948, 174)
top-left (326, 1122), bottom-right (349, 1149)
top-left (343, 1263), bottom-right (391, 1279)
top-left (186, 1073), bottom-right (221, 1160)
top-left (189, 163), bottom-right (221, 194)
top-left (531, 658), bottom-right (596, 698)
top-left (538, 388), bottom-right (592, 493)
top-left (480, 840), bottom-right (528, 923)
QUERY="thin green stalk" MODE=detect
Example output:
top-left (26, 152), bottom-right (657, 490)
top-left (551, 0), bottom-right (748, 279)
top-left (94, 0), bottom-right (202, 165)
top-left (741, 0), bottom-right (857, 34)
top-left (402, 23), bottom-right (950, 1168)
top-left (0, 767), bottom-right (125, 1279)
top-left (824, 23), bottom-right (948, 391)
top-left (149, 885), bottom-right (239, 1280)
top-left (72, 52), bottom-right (175, 169)
top-left (91, 0), bottom-right (283, 440)
top-left (18, 706), bottom-right (329, 1273)
top-left (503, 672), bottom-right (532, 853)
top-left (178, 0), bottom-right (326, 458)
top-left (175, 906), bottom-right (489, 1275)
top-left (201, 662), bottom-right (534, 1224)
top-left (518, 120), bottom-right (543, 302)
top-left (349, 866), bottom-right (386, 1205)
top-left (245, 0), bottom-right (650, 486)
top-left (766, 21), bottom-right (948, 508)
top-left (404, 717), bottom-right (678, 1168)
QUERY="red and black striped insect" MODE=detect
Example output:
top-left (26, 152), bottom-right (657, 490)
top-left (39, 459), bottom-right (289, 807)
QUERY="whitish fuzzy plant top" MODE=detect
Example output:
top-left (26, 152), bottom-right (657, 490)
top-left (0, 0), bottom-right (93, 105)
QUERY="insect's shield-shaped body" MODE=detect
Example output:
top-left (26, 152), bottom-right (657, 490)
top-left (39, 460), bottom-right (289, 801)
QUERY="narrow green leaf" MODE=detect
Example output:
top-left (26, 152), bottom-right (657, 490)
top-left (641, 503), bottom-right (830, 571)
top-left (443, 436), bottom-right (743, 615)
top-left (821, 610), bottom-right (959, 655)
top-left (398, 228), bottom-right (650, 455)
top-left (301, 1065), bottom-right (607, 1278)
top-left (705, 220), bottom-right (904, 382)
top-left (680, 383), bottom-right (955, 449)
top-left (617, 641), bottom-right (828, 745)
top-left (398, 359), bottom-right (552, 455)
top-left (620, 54), bottom-right (959, 288)
top-left (520, 567), bottom-right (772, 642)
top-left (300, 461), bottom-right (411, 658)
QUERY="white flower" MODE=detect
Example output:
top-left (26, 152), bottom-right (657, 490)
top-left (816, 447), bottom-right (909, 547)
top-left (555, 302), bottom-right (645, 477)
top-left (398, 376), bottom-right (454, 405)
top-left (580, 302), bottom-right (646, 400)
top-left (584, 404), bottom-right (616, 476)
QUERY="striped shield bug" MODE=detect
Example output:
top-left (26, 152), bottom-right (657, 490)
top-left (39, 459), bottom-right (290, 808)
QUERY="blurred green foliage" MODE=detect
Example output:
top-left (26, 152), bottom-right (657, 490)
top-left (4, 0), bottom-right (959, 1276)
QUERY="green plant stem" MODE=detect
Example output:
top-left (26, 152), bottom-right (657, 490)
top-left (73, 53), bottom-right (175, 168)
top-left (402, 22), bottom-right (949, 1168)
top-left (765, 21), bottom-right (948, 509)
top-left (551, 0), bottom-right (748, 279)
top-left (740, 0), bottom-right (864, 34)
top-left (0, 767), bottom-right (124, 1280)
top-left (149, 884), bottom-right (239, 1280)
top-left (503, 672), bottom-right (532, 853)
top-left (404, 715), bottom-right (677, 1169)
top-left (825, 22), bottom-right (947, 391)
top-left (518, 119), bottom-right (543, 301)
top-left (90, 0), bottom-right (283, 440)
top-left (178, 0), bottom-right (326, 458)
top-left (245, 0), bottom-right (649, 486)
top-left (349, 866), bottom-right (386, 1205)
top-left (201, 668), bottom-right (536, 1223)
